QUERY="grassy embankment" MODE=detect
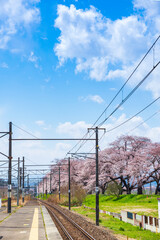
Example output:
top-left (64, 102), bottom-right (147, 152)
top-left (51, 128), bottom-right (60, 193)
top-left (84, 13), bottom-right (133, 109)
top-left (83, 194), bottom-right (158, 217)
top-left (38, 193), bottom-right (160, 239)
top-left (71, 194), bottom-right (160, 240)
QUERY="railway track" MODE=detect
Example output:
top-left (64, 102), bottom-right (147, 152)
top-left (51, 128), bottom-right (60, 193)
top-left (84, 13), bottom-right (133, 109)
top-left (39, 199), bottom-right (96, 240)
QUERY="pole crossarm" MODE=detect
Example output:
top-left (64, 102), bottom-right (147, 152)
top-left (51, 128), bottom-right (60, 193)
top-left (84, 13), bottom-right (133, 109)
top-left (26, 164), bottom-right (56, 167)
top-left (71, 154), bottom-right (95, 160)
top-left (0, 160), bottom-right (22, 162)
top-left (12, 138), bottom-right (96, 141)
top-left (88, 128), bottom-right (106, 131)
top-left (69, 152), bottom-right (95, 155)
top-left (26, 169), bottom-right (51, 171)
top-left (26, 173), bottom-right (48, 175)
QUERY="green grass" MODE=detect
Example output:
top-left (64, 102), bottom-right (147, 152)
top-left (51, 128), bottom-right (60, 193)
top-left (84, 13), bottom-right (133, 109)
top-left (72, 206), bottom-right (160, 240)
top-left (37, 194), bottom-right (50, 200)
top-left (83, 194), bottom-right (158, 217)
top-left (40, 205), bottom-right (48, 240)
top-left (2, 198), bottom-right (7, 201)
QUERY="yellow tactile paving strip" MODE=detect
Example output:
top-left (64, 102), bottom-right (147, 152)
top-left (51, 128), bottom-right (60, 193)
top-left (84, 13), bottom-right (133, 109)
top-left (29, 208), bottom-right (38, 240)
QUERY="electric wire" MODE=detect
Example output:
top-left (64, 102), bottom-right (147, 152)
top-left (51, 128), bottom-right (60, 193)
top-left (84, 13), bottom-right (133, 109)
top-left (66, 35), bottom-right (160, 155)
top-left (12, 37), bottom-right (160, 166)
top-left (74, 96), bottom-right (160, 159)
top-left (126, 110), bottom-right (160, 135)
top-left (74, 131), bottom-right (95, 154)
top-left (25, 157), bottom-right (42, 166)
top-left (67, 132), bottom-right (89, 154)
top-left (12, 123), bottom-right (39, 139)
top-left (98, 60), bottom-right (160, 127)
top-left (105, 96), bottom-right (160, 133)
top-left (93, 35), bottom-right (160, 127)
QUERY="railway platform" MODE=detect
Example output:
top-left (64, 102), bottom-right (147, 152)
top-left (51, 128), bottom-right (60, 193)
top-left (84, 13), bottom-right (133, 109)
top-left (0, 200), bottom-right (62, 240)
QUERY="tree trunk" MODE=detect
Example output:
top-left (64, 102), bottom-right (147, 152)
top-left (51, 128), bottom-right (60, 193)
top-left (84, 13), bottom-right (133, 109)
top-left (102, 187), bottom-right (105, 194)
top-left (155, 183), bottom-right (159, 195)
top-left (119, 186), bottom-right (123, 195)
top-left (137, 185), bottom-right (143, 194)
top-left (126, 176), bottom-right (131, 194)
top-left (120, 177), bottom-right (123, 195)
top-left (127, 187), bottom-right (131, 194)
top-left (100, 184), bottom-right (107, 194)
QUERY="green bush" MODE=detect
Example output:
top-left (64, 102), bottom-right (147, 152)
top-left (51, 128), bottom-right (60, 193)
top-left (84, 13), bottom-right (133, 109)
top-left (119, 227), bottom-right (125, 231)
top-left (106, 181), bottom-right (122, 197)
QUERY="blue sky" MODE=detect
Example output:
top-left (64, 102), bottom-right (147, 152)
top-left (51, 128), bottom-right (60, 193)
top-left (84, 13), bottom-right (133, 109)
top-left (0, 0), bottom-right (160, 168)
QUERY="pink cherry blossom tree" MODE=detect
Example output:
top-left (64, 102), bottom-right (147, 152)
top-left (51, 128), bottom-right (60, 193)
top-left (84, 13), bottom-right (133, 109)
top-left (147, 142), bottom-right (160, 194)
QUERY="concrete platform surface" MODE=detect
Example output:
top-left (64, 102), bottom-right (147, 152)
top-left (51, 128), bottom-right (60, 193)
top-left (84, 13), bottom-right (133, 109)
top-left (0, 202), bottom-right (46, 240)
top-left (42, 206), bottom-right (62, 240)
top-left (0, 207), bottom-right (17, 222)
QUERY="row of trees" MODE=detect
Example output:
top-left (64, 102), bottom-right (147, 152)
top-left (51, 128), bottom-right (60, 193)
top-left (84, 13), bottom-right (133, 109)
top-left (38, 135), bottom-right (160, 195)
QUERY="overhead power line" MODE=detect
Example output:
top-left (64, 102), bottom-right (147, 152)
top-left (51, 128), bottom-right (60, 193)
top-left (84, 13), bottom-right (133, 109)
top-left (127, 110), bottom-right (160, 134)
top-left (13, 123), bottom-right (39, 139)
top-left (66, 35), bottom-right (160, 155)
top-left (99, 60), bottom-right (160, 126)
top-left (105, 96), bottom-right (160, 133)
top-left (93, 35), bottom-right (160, 127)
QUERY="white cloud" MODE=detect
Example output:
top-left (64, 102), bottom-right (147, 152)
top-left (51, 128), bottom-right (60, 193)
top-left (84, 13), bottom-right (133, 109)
top-left (41, 36), bottom-right (48, 40)
top-left (1, 115), bottom-right (160, 166)
top-left (35, 120), bottom-right (52, 130)
top-left (54, 4), bottom-right (160, 97)
top-left (57, 121), bottom-right (91, 138)
top-left (101, 113), bottom-right (160, 146)
top-left (0, 62), bottom-right (8, 68)
top-left (44, 77), bottom-right (50, 83)
top-left (55, 115), bottom-right (160, 152)
top-left (6, 124), bottom-right (69, 164)
top-left (80, 94), bottom-right (104, 104)
top-left (52, 143), bottom-right (71, 159)
top-left (133, 0), bottom-right (160, 22)
top-left (0, 0), bottom-right (40, 49)
top-left (35, 120), bottom-right (45, 126)
top-left (54, 5), bottom-right (148, 80)
top-left (28, 51), bottom-right (39, 68)
top-left (110, 88), bottom-right (117, 91)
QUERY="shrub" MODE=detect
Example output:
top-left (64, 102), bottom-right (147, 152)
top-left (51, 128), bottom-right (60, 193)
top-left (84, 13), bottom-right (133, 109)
top-left (106, 181), bottom-right (122, 197)
top-left (119, 227), bottom-right (125, 231)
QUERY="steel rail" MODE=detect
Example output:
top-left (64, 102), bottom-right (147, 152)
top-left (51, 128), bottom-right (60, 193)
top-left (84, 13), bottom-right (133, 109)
top-left (39, 199), bottom-right (96, 240)
top-left (45, 205), bottom-right (74, 240)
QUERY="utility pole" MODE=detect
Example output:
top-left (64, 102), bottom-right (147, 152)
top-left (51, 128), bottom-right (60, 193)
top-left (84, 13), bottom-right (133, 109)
top-left (27, 174), bottom-right (29, 194)
top-left (50, 173), bottom-right (52, 194)
top-left (37, 179), bottom-right (39, 197)
top-left (17, 157), bottom-right (20, 206)
top-left (59, 167), bottom-right (61, 201)
top-left (88, 127), bottom-right (105, 226)
top-left (43, 178), bottom-right (44, 198)
top-left (46, 177), bottom-right (47, 198)
top-left (22, 157), bottom-right (25, 203)
top-left (20, 167), bottom-right (22, 194)
top-left (8, 122), bottom-right (12, 213)
top-left (68, 157), bottom-right (71, 210)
